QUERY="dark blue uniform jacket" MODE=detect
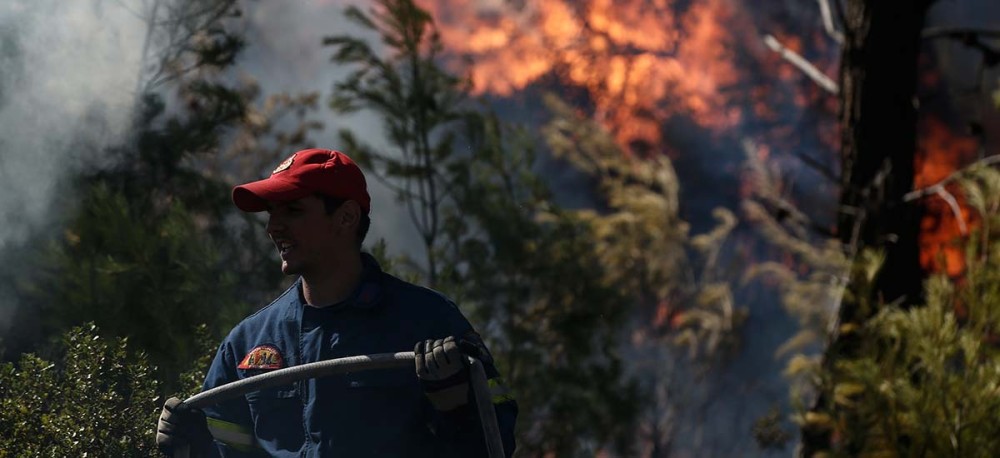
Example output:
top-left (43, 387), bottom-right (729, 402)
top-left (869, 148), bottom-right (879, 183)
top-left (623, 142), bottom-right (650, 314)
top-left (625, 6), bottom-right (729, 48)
top-left (201, 254), bottom-right (517, 457)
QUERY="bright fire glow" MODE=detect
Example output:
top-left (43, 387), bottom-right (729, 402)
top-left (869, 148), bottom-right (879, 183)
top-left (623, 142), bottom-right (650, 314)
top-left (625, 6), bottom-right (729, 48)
top-left (417, 0), bottom-right (775, 155)
top-left (410, 0), bottom-right (977, 280)
top-left (914, 117), bottom-right (980, 277)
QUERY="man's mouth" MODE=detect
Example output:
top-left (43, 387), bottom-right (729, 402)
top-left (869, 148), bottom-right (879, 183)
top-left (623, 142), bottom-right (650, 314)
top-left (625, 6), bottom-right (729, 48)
top-left (275, 240), bottom-right (295, 256)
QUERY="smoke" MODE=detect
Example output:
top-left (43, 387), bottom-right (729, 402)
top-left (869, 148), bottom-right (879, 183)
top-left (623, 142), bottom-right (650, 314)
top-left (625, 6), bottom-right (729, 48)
top-left (0, 0), bottom-right (427, 345)
top-left (0, 0), bottom-right (152, 334)
top-left (0, 0), bottom-right (148, 246)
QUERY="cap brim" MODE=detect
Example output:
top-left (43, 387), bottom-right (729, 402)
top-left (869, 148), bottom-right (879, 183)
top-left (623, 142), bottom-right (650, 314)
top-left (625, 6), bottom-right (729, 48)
top-left (232, 177), bottom-right (313, 212)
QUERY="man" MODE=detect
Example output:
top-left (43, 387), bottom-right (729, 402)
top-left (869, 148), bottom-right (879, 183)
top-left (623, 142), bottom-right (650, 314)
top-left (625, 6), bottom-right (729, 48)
top-left (155, 148), bottom-right (517, 457)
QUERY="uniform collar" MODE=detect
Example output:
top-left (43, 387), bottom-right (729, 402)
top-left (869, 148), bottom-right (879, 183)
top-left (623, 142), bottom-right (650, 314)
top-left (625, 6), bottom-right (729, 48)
top-left (351, 252), bottom-right (385, 309)
top-left (288, 252), bottom-right (385, 314)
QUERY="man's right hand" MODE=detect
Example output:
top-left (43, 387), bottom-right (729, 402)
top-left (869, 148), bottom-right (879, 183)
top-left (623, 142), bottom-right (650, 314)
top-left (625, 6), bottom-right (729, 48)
top-left (156, 397), bottom-right (213, 457)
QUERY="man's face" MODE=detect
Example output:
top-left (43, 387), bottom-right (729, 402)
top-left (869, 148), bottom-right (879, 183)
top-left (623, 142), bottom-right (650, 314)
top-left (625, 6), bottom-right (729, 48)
top-left (265, 195), bottom-right (340, 276)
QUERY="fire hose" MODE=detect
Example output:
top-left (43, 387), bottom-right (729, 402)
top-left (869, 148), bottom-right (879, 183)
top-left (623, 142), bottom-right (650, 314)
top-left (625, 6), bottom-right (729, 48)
top-left (174, 351), bottom-right (504, 458)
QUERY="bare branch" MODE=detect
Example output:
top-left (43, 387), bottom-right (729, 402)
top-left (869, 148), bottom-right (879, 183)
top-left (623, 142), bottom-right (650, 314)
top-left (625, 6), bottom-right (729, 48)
top-left (816, 0), bottom-right (845, 44)
top-left (831, 0), bottom-right (848, 40)
top-left (904, 155), bottom-right (1000, 201)
top-left (763, 35), bottom-right (839, 95)
top-left (844, 160), bottom-right (892, 259)
top-left (934, 187), bottom-right (968, 236)
top-left (792, 151), bottom-right (839, 183)
top-left (135, 0), bottom-right (162, 97)
top-left (741, 140), bottom-right (838, 239)
top-left (903, 155), bottom-right (1000, 236)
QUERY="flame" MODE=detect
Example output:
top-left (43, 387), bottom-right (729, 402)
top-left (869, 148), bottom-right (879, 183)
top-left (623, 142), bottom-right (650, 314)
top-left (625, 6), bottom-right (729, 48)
top-left (914, 116), bottom-right (980, 277)
top-left (417, 0), bottom-right (783, 155)
top-left (653, 298), bottom-right (684, 330)
top-left (418, 0), bottom-right (976, 281)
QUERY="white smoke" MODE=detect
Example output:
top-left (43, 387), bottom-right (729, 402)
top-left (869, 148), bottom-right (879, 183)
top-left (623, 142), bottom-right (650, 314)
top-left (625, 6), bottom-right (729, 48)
top-left (0, 0), bottom-right (149, 248)
top-left (0, 0), bottom-right (428, 339)
top-left (0, 0), bottom-right (151, 333)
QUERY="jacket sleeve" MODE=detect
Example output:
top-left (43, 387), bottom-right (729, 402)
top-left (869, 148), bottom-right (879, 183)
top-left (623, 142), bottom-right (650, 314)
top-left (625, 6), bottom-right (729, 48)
top-left (430, 306), bottom-right (518, 457)
top-left (201, 341), bottom-right (267, 457)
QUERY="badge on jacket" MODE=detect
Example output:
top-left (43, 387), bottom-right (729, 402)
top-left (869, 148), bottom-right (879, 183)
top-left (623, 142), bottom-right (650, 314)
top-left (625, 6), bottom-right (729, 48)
top-left (238, 345), bottom-right (285, 370)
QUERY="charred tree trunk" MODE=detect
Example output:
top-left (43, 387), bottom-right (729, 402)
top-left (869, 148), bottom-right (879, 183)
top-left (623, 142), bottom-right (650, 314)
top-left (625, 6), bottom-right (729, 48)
top-left (837, 0), bottom-right (935, 307)
top-left (800, 0), bottom-right (937, 455)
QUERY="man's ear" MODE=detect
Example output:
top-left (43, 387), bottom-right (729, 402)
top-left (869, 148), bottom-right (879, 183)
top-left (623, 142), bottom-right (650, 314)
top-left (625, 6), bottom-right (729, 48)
top-left (338, 200), bottom-right (361, 230)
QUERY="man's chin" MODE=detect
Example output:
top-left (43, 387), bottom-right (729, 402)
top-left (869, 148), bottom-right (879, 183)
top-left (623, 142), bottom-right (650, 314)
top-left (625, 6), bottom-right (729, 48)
top-left (280, 261), bottom-right (299, 276)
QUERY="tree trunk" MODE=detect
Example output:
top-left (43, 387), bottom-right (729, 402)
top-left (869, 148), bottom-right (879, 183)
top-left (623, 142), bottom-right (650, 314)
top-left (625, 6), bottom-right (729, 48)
top-left (800, 0), bottom-right (937, 455)
top-left (837, 0), bottom-right (935, 306)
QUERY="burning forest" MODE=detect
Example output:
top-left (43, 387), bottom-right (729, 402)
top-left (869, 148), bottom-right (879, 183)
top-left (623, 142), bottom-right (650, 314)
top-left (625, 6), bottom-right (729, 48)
top-left (1, 0), bottom-right (1000, 456)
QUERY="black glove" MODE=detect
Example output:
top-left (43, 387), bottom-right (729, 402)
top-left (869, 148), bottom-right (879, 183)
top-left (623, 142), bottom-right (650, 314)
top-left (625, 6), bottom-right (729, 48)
top-left (156, 397), bottom-right (213, 457)
top-left (415, 336), bottom-right (470, 412)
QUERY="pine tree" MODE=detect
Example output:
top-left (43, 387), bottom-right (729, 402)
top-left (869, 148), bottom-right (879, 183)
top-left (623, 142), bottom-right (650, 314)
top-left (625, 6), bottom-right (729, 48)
top-left (789, 161), bottom-right (1000, 456)
top-left (324, 1), bottom-right (650, 454)
top-left (543, 95), bottom-right (748, 455)
top-left (2, 0), bottom-right (320, 389)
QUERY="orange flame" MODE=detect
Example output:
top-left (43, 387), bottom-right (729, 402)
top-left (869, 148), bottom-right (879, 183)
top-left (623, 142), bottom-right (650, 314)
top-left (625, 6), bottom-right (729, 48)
top-left (418, 0), bottom-right (779, 155)
top-left (914, 116), bottom-right (980, 277)
top-left (419, 0), bottom-right (978, 282)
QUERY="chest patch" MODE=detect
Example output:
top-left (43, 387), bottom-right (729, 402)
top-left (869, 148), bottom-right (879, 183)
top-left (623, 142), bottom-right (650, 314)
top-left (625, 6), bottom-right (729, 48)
top-left (238, 345), bottom-right (285, 370)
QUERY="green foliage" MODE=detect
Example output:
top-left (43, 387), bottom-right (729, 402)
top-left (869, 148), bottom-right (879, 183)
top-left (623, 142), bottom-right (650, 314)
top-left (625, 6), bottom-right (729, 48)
top-left (739, 139), bottom-right (849, 399)
top-left (789, 161), bottom-right (1000, 456)
top-left (4, 0), bottom-right (319, 386)
top-left (0, 324), bottom-right (161, 457)
top-left (543, 95), bottom-right (745, 361)
top-left (16, 184), bottom-right (240, 385)
top-left (326, 0), bottom-right (469, 287)
top-left (1, 0), bottom-right (312, 455)
top-left (801, 262), bottom-right (1000, 457)
top-left (543, 94), bottom-right (748, 454)
top-left (324, 2), bottom-right (648, 454)
top-left (752, 405), bottom-right (792, 451)
top-left (446, 113), bottom-right (643, 455)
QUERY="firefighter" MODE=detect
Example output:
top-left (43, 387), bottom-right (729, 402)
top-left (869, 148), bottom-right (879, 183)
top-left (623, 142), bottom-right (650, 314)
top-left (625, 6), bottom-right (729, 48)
top-left (155, 148), bottom-right (517, 457)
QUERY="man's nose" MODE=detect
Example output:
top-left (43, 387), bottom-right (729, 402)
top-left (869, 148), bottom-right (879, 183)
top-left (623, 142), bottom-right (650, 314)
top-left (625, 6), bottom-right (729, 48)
top-left (266, 214), bottom-right (285, 234)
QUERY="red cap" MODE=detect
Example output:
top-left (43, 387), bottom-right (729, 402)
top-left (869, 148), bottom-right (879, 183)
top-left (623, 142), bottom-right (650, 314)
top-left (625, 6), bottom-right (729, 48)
top-left (232, 149), bottom-right (371, 213)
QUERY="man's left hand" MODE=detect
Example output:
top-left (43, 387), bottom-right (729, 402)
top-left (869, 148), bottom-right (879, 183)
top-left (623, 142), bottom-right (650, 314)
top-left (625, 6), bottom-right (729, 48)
top-left (415, 336), bottom-right (470, 412)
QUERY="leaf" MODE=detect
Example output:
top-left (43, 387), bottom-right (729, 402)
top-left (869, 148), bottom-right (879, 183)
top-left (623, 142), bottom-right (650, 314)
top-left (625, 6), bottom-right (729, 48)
top-left (775, 329), bottom-right (819, 358)
top-left (784, 354), bottom-right (819, 377)
top-left (343, 5), bottom-right (377, 30)
top-left (803, 412), bottom-right (835, 431)
top-left (833, 382), bottom-right (865, 406)
top-left (839, 322), bottom-right (860, 335)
